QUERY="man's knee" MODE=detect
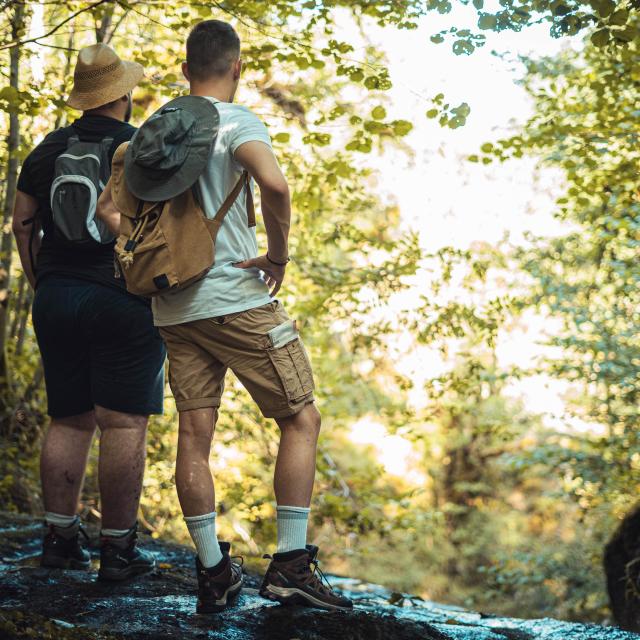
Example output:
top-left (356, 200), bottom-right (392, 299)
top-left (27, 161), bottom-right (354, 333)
top-left (178, 407), bottom-right (218, 441)
top-left (278, 402), bottom-right (321, 436)
top-left (50, 411), bottom-right (96, 432)
top-left (95, 405), bottom-right (148, 430)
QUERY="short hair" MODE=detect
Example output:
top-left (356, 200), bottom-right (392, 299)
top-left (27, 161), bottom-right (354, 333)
top-left (86, 94), bottom-right (125, 113)
top-left (186, 20), bottom-right (240, 80)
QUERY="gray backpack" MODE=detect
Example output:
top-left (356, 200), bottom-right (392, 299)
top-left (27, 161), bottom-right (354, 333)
top-left (50, 136), bottom-right (116, 245)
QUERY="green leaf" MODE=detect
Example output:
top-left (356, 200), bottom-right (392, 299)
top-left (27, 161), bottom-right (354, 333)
top-left (364, 76), bottom-right (379, 90)
top-left (454, 102), bottom-right (471, 117)
top-left (594, 0), bottom-right (615, 17)
top-left (615, 25), bottom-right (636, 41)
top-left (478, 14), bottom-right (498, 30)
top-left (551, 0), bottom-right (571, 16)
top-left (453, 39), bottom-right (475, 55)
top-left (0, 86), bottom-right (20, 103)
top-left (426, 108), bottom-right (439, 118)
top-left (372, 106), bottom-right (387, 120)
top-left (591, 28), bottom-right (610, 46)
top-left (392, 120), bottom-right (413, 136)
top-left (481, 142), bottom-right (494, 153)
top-left (274, 132), bottom-right (290, 143)
top-left (431, 34), bottom-right (445, 44)
top-left (609, 9), bottom-right (628, 25)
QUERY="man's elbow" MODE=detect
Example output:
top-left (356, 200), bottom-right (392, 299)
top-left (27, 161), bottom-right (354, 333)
top-left (95, 202), bottom-right (106, 223)
top-left (258, 176), bottom-right (290, 200)
top-left (12, 217), bottom-right (32, 239)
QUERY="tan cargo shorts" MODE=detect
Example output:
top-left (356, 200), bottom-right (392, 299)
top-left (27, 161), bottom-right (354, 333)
top-left (158, 301), bottom-right (315, 419)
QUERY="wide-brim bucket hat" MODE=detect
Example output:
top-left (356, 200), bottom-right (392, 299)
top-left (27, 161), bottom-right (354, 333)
top-left (123, 95), bottom-right (219, 202)
top-left (67, 44), bottom-right (143, 111)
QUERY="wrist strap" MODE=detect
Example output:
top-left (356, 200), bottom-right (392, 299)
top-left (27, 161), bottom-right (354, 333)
top-left (266, 253), bottom-right (290, 266)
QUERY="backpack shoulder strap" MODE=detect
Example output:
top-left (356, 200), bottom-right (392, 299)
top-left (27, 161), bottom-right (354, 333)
top-left (99, 136), bottom-right (114, 157)
top-left (211, 171), bottom-right (255, 228)
top-left (67, 135), bottom-right (80, 148)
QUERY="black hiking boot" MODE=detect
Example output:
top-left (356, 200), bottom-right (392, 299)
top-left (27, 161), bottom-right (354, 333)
top-left (98, 523), bottom-right (156, 581)
top-left (260, 545), bottom-right (353, 610)
top-left (41, 519), bottom-right (91, 570)
top-left (196, 542), bottom-right (243, 613)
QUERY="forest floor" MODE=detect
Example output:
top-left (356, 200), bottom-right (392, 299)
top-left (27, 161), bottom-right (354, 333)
top-left (0, 511), bottom-right (638, 640)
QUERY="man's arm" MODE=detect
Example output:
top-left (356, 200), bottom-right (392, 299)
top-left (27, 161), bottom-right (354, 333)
top-left (12, 191), bottom-right (40, 288)
top-left (96, 178), bottom-right (121, 236)
top-left (233, 141), bottom-right (291, 296)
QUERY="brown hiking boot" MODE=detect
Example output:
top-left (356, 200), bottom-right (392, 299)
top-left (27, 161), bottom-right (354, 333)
top-left (41, 521), bottom-right (91, 570)
top-left (98, 523), bottom-right (156, 581)
top-left (259, 545), bottom-right (353, 610)
top-left (196, 541), bottom-right (243, 613)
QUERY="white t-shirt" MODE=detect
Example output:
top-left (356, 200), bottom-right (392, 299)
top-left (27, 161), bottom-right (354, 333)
top-left (152, 99), bottom-right (273, 327)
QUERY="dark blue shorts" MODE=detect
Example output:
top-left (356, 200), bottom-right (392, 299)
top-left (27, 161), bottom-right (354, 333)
top-left (32, 276), bottom-right (166, 419)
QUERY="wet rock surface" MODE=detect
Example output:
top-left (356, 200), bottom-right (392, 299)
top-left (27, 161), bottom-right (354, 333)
top-left (0, 512), bottom-right (638, 640)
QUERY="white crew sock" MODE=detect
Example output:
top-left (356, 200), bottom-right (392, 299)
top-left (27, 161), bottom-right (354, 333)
top-left (184, 511), bottom-right (223, 568)
top-left (101, 527), bottom-right (131, 538)
top-left (45, 512), bottom-right (79, 539)
top-left (45, 512), bottom-right (77, 528)
top-left (276, 505), bottom-right (310, 553)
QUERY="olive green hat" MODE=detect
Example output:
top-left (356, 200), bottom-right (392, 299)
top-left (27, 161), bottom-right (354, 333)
top-left (124, 95), bottom-right (219, 202)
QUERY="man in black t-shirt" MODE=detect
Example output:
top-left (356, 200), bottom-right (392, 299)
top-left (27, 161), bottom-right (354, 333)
top-left (12, 44), bottom-right (165, 581)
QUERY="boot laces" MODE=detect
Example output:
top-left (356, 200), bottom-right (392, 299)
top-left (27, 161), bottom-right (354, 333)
top-left (264, 552), bottom-right (336, 596)
top-left (231, 554), bottom-right (244, 579)
top-left (302, 556), bottom-right (334, 595)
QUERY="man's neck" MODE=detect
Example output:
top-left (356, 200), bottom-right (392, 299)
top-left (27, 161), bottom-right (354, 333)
top-left (189, 81), bottom-right (234, 103)
top-left (83, 108), bottom-right (123, 121)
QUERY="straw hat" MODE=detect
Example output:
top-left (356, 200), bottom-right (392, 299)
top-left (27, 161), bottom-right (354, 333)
top-left (67, 44), bottom-right (144, 111)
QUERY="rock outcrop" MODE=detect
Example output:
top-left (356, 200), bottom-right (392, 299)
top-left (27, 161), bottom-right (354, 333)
top-left (605, 504), bottom-right (640, 633)
top-left (0, 512), bottom-right (637, 640)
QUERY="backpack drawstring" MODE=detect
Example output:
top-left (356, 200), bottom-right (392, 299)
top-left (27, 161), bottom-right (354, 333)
top-left (119, 200), bottom-right (148, 269)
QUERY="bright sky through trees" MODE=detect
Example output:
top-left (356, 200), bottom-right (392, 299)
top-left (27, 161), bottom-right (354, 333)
top-left (358, 15), bottom-right (591, 432)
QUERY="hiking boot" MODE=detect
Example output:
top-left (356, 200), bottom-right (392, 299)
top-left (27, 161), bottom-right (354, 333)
top-left (259, 545), bottom-right (353, 610)
top-left (41, 520), bottom-right (91, 570)
top-left (98, 523), bottom-right (156, 581)
top-left (196, 541), bottom-right (243, 613)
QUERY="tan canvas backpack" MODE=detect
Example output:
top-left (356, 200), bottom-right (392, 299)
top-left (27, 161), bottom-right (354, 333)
top-left (110, 142), bottom-right (254, 297)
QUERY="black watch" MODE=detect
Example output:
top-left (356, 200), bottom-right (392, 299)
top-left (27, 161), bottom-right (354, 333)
top-left (266, 254), bottom-right (290, 266)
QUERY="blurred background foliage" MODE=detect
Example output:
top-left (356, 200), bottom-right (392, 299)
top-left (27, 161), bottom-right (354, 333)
top-left (1, 0), bottom-right (639, 626)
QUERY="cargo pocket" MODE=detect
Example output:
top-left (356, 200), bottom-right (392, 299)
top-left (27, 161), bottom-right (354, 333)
top-left (267, 338), bottom-right (315, 403)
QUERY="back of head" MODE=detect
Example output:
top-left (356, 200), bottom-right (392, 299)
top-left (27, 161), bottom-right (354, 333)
top-left (186, 20), bottom-right (240, 81)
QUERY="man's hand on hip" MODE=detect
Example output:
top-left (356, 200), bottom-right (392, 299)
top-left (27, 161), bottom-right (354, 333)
top-left (233, 254), bottom-right (287, 296)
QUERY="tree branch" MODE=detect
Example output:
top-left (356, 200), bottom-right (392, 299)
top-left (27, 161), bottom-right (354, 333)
top-left (0, 0), bottom-right (113, 51)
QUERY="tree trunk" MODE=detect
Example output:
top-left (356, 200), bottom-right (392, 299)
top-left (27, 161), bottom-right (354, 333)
top-left (53, 28), bottom-right (75, 130)
top-left (0, 2), bottom-right (26, 418)
top-left (95, 4), bottom-right (115, 43)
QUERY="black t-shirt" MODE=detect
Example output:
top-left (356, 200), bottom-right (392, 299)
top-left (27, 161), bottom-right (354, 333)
top-left (17, 114), bottom-right (136, 289)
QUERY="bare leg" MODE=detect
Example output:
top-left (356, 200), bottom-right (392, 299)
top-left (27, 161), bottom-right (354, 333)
top-left (175, 407), bottom-right (217, 517)
top-left (40, 411), bottom-right (96, 515)
top-left (274, 404), bottom-right (321, 507)
top-left (95, 406), bottom-right (148, 530)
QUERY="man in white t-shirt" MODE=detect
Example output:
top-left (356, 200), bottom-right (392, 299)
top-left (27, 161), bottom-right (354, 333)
top-left (99, 20), bottom-right (353, 613)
